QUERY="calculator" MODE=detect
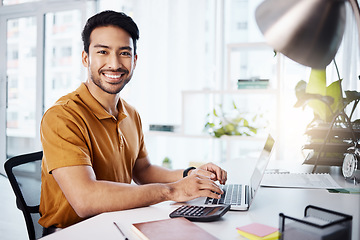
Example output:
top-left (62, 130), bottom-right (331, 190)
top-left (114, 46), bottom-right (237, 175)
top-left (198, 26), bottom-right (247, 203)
top-left (169, 205), bottom-right (230, 222)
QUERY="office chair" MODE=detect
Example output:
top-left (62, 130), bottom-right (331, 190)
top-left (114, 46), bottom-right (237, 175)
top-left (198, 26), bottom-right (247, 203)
top-left (4, 151), bottom-right (43, 240)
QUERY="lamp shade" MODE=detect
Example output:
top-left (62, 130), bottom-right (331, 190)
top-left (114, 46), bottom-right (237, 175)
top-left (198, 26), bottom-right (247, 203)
top-left (255, 0), bottom-right (346, 69)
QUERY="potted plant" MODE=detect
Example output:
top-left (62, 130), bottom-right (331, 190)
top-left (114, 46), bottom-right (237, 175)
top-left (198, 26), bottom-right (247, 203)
top-left (204, 101), bottom-right (266, 138)
top-left (294, 64), bottom-right (360, 167)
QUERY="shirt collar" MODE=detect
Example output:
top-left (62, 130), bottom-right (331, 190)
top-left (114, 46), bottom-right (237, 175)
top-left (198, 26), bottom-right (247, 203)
top-left (76, 83), bottom-right (128, 121)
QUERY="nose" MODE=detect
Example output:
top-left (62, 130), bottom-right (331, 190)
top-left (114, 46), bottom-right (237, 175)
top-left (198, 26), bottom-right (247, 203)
top-left (107, 53), bottom-right (123, 70)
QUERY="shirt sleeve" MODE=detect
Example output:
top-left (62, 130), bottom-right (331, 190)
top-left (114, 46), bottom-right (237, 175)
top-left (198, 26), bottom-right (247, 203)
top-left (134, 109), bottom-right (148, 160)
top-left (40, 105), bottom-right (92, 174)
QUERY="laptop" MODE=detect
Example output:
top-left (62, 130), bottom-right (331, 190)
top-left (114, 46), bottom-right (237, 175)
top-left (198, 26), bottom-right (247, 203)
top-left (186, 134), bottom-right (275, 211)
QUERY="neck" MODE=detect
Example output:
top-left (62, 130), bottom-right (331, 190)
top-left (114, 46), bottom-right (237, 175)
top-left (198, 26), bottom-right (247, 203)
top-left (84, 81), bottom-right (120, 117)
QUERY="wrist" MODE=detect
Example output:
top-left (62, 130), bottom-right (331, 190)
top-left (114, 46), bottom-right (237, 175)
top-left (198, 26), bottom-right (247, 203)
top-left (163, 182), bottom-right (175, 201)
top-left (183, 167), bottom-right (196, 177)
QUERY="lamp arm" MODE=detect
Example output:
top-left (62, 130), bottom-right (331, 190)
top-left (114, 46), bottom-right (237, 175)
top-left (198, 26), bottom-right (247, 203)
top-left (349, 0), bottom-right (360, 45)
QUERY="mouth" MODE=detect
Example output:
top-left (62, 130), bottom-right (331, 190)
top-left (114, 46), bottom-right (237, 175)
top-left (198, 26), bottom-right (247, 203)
top-left (102, 72), bottom-right (125, 83)
top-left (103, 73), bottom-right (123, 79)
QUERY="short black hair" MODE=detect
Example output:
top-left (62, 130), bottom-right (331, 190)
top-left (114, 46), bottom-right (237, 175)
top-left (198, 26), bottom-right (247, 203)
top-left (81, 10), bottom-right (139, 55)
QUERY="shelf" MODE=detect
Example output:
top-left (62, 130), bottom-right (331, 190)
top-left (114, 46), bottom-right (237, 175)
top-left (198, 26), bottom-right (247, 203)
top-left (145, 131), bottom-right (267, 142)
top-left (145, 40), bottom-right (281, 163)
top-left (305, 126), bottom-right (360, 140)
top-left (145, 131), bottom-right (210, 139)
top-left (226, 42), bottom-right (278, 91)
top-left (302, 115), bottom-right (360, 167)
top-left (182, 89), bottom-right (278, 95)
top-left (303, 142), bottom-right (353, 153)
top-left (303, 153), bottom-right (344, 166)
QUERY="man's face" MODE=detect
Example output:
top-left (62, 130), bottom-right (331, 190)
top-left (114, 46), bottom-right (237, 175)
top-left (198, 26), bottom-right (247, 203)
top-left (82, 25), bottom-right (137, 95)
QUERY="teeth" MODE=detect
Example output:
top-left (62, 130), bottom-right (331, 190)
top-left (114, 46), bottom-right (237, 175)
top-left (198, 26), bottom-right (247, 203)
top-left (104, 73), bottom-right (122, 79)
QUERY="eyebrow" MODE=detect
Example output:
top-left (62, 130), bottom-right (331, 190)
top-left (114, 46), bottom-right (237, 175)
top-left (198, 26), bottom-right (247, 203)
top-left (93, 44), bottom-right (132, 51)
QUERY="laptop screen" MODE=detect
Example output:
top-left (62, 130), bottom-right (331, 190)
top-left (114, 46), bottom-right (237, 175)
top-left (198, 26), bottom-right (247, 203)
top-left (249, 134), bottom-right (275, 201)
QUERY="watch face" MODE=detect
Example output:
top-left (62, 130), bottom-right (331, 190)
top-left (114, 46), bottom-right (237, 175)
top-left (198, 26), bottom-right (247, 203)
top-left (342, 154), bottom-right (357, 178)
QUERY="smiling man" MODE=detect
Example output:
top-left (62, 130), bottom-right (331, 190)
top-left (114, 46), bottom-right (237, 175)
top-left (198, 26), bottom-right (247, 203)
top-left (39, 10), bottom-right (227, 235)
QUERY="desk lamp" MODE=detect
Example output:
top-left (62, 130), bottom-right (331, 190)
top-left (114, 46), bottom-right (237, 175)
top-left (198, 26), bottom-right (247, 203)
top-left (255, 0), bottom-right (360, 69)
top-left (255, 0), bottom-right (360, 173)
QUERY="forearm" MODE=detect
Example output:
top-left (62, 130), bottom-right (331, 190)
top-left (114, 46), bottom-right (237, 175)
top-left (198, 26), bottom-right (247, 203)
top-left (134, 164), bottom-right (183, 184)
top-left (53, 161), bottom-right (226, 220)
top-left (133, 156), bottom-right (184, 184)
top-left (52, 165), bottom-right (175, 219)
top-left (71, 179), bottom-right (172, 218)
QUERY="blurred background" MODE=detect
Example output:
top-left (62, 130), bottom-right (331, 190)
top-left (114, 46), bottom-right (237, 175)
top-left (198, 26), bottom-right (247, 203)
top-left (0, 0), bottom-right (359, 174)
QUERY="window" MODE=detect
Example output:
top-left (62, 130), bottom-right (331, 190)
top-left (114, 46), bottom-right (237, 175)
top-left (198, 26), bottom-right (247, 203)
top-left (0, 0), bottom-right (87, 175)
top-left (44, 10), bottom-right (83, 110)
top-left (6, 16), bottom-right (37, 157)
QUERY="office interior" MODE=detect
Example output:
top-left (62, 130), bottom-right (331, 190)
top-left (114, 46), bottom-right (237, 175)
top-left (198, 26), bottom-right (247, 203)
top-left (0, 0), bottom-right (359, 239)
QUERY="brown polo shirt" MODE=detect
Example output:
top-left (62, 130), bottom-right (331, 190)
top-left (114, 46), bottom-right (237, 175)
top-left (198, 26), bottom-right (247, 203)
top-left (39, 83), bottom-right (147, 228)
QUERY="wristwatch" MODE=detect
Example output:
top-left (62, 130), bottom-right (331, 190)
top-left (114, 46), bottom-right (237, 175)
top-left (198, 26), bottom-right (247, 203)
top-left (183, 167), bottom-right (196, 177)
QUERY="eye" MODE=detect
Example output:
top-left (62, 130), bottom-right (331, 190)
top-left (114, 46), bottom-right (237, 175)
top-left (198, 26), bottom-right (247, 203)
top-left (97, 50), bottom-right (107, 54)
top-left (120, 51), bottom-right (131, 57)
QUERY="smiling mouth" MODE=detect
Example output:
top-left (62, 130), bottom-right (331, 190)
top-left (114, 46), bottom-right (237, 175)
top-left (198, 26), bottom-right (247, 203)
top-left (101, 72), bottom-right (127, 84)
top-left (103, 73), bottom-right (123, 79)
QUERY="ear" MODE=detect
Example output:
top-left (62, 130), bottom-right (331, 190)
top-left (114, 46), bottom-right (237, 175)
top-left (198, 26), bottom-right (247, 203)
top-left (133, 54), bottom-right (138, 69)
top-left (82, 50), bottom-right (89, 67)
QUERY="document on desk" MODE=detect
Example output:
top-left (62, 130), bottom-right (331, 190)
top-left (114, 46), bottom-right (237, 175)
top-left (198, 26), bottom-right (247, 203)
top-left (260, 173), bottom-right (342, 189)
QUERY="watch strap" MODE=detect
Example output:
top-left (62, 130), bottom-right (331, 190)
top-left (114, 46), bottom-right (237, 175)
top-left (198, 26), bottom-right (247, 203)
top-left (183, 167), bottom-right (196, 177)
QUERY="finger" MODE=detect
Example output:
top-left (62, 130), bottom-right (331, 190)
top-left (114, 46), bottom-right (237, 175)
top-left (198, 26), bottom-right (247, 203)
top-left (197, 163), bottom-right (217, 180)
top-left (198, 180), bottom-right (223, 197)
top-left (195, 164), bottom-right (228, 184)
top-left (200, 189), bottom-right (222, 199)
top-left (206, 166), bottom-right (226, 183)
top-left (196, 177), bottom-right (223, 195)
top-left (219, 170), bottom-right (228, 185)
top-left (202, 163), bottom-right (226, 181)
top-left (212, 167), bottom-right (223, 181)
top-left (195, 169), bottom-right (216, 179)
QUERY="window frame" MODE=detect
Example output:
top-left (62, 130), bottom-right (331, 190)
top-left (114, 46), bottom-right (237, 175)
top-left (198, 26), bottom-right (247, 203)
top-left (0, 0), bottom-right (91, 175)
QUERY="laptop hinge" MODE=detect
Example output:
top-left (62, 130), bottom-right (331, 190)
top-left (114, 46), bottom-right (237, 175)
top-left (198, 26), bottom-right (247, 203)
top-left (245, 185), bottom-right (250, 204)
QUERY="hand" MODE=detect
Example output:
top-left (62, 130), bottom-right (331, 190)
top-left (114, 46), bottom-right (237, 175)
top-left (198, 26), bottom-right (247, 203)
top-left (168, 174), bottom-right (223, 202)
top-left (189, 163), bottom-right (227, 185)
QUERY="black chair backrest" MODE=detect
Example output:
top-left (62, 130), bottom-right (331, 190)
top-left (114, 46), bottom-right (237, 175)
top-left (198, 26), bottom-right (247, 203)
top-left (4, 151), bottom-right (43, 240)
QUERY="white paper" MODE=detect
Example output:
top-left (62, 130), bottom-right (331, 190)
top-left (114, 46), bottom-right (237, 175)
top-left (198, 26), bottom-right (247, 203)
top-left (260, 173), bottom-right (342, 189)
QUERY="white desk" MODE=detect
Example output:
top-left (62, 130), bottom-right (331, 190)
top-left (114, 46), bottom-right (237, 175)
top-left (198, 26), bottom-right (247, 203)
top-left (40, 159), bottom-right (360, 240)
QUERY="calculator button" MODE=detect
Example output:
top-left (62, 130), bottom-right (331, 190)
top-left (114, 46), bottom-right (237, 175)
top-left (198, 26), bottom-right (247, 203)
top-left (169, 205), bottom-right (230, 222)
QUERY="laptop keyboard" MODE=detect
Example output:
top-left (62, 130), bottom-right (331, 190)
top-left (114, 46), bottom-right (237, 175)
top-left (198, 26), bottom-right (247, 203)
top-left (205, 184), bottom-right (244, 206)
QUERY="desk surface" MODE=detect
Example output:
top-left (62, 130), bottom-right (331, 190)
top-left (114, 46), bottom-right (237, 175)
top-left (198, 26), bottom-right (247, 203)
top-left (40, 159), bottom-right (360, 240)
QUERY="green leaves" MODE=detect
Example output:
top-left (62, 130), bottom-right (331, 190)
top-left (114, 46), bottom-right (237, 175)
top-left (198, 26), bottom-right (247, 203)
top-left (344, 90), bottom-right (360, 106)
top-left (294, 80), bottom-right (334, 109)
top-left (204, 101), bottom-right (261, 138)
top-left (294, 69), bottom-right (343, 122)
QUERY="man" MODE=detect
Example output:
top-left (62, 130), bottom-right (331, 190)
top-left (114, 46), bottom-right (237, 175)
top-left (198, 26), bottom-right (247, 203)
top-left (39, 10), bottom-right (227, 232)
